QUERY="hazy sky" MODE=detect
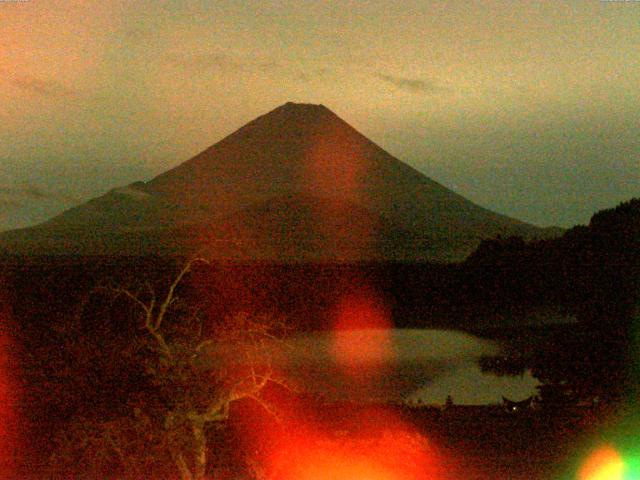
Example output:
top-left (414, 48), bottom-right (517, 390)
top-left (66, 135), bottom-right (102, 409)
top-left (1, 0), bottom-right (639, 231)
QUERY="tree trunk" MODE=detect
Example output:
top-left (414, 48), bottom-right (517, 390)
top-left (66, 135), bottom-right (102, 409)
top-left (192, 420), bottom-right (207, 480)
top-left (174, 452), bottom-right (194, 480)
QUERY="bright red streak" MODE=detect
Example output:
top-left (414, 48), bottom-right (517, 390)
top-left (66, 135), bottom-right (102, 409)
top-left (301, 120), bottom-right (381, 261)
top-left (303, 119), bottom-right (366, 201)
top-left (0, 288), bottom-right (18, 478)
top-left (330, 289), bottom-right (394, 378)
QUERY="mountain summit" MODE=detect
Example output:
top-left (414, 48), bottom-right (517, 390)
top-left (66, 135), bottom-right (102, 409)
top-left (0, 103), bottom-right (557, 261)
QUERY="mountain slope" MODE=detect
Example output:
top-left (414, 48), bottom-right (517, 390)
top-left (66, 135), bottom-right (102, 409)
top-left (0, 102), bottom-right (559, 262)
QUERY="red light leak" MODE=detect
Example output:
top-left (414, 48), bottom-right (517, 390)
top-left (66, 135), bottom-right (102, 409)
top-left (330, 289), bottom-right (394, 380)
top-left (270, 434), bottom-right (418, 480)
top-left (234, 283), bottom-right (465, 479)
top-left (303, 120), bottom-right (365, 201)
top-left (0, 291), bottom-right (18, 477)
top-left (302, 124), bottom-right (383, 261)
top-left (244, 403), bottom-right (453, 480)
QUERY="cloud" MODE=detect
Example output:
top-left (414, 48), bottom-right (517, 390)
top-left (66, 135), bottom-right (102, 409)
top-left (9, 75), bottom-right (77, 98)
top-left (294, 67), bottom-right (335, 83)
top-left (375, 73), bottom-right (447, 94)
top-left (0, 184), bottom-right (79, 205)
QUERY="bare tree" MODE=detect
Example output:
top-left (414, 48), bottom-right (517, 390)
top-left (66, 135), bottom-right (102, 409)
top-left (52, 257), bottom-right (288, 480)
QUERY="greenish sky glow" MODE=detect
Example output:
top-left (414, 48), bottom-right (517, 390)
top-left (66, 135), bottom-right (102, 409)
top-left (1, 0), bottom-right (638, 231)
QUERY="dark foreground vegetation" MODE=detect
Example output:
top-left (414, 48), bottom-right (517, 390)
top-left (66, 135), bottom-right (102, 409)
top-left (0, 198), bottom-right (638, 478)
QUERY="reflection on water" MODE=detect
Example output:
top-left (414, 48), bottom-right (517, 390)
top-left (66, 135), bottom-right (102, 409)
top-left (276, 328), bottom-right (537, 404)
top-left (408, 363), bottom-right (539, 406)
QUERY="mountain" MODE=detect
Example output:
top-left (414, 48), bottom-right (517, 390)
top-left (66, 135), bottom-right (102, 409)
top-left (0, 102), bottom-right (559, 262)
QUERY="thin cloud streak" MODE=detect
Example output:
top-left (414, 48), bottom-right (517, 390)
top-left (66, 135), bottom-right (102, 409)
top-left (375, 73), bottom-right (448, 94)
top-left (0, 185), bottom-right (80, 205)
top-left (9, 75), bottom-right (77, 99)
top-left (165, 52), bottom-right (279, 74)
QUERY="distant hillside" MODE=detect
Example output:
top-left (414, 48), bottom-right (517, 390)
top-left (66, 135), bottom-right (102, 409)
top-left (0, 102), bottom-right (559, 262)
top-left (463, 197), bottom-right (640, 326)
top-left (465, 197), bottom-right (640, 403)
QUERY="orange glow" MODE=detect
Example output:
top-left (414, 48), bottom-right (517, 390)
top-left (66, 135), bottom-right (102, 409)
top-left (274, 447), bottom-right (401, 480)
top-left (231, 371), bottom-right (454, 480)
top-left (330, 289), bottom-right (394, 377)
top-left (579, 445), bottom-right (626, 480)
top-left (257, 412), bottom-right (446, 480)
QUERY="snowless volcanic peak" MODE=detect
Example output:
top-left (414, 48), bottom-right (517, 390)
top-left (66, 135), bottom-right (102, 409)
top-left (0, 102), bottom-right (557, 261)
top-left (146, 102), bottom-right (374, 210)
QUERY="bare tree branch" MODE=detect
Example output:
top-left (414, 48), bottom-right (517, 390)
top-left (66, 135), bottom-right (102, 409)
top-left (110, 286), bottom-right (153, 316)
top-left (70, 256), bottom-right (287, 480)
top-left (155, 257), bottom-right (208, 332)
